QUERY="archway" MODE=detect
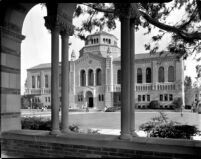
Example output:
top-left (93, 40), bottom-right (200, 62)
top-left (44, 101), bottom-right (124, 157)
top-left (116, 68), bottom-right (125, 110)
top-left (85, 91), bottom-right (93, 108)
top-left (0, 2), bottom-right (77, 132)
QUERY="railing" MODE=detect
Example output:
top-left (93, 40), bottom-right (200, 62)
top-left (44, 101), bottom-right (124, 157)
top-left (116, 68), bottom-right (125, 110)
top-left (25, 88), bottom-right (51, 95)
top-left (136, 82), bottom-right (176, 91)
top-left (113, 85), bottom-right (121, 92)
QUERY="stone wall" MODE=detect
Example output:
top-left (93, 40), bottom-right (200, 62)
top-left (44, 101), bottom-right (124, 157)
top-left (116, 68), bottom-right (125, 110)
top-left (1, 130), bottom-right (201, 158)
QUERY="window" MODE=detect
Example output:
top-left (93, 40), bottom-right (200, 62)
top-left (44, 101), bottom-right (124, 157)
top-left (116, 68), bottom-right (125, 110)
top-left (108, 39), bottom-right (111, 44)
top-left (146, 68), bottom-right (152, 83)
top-left (137, 68), bottom-right (142, 83)
top-left (45, 75), bottom-right (48, 88)
top-left (168, 66), bottom-right (174, 82)
top-left (37, 75), bottom-right (41, 88)
top-left (99, 95), bottom-right (101, 101)
top-left (102, 95), bottom-right (104, 101)
top-left (48, 97), bottom-right (50, 102)
top-left (147, 95), bottom-right (150, 101)
top-left (45, 97), bottom-right (47, 102)
top-left (138, 95), bottom-right (141, 102)
top-left (143, 95), bottom-right (145, 101)
top-left (117, 70), bottom-right (121, 84)
top-left (158, 67), bottom-right (165, 82)
top-left (169, 94), bottom-right (173, 101)
top-left (160, 94), bottom-right (163, 101)
top-left (164, 94), bottom-right (168, 101)
top-left (32, 76), bottom-right (35, 88)
top-left (96, 69), bottom-right (102, 86)
top-left (88, 69), bottom-right (94, 86)
top-left (80, 70), bottom-right (86, 86)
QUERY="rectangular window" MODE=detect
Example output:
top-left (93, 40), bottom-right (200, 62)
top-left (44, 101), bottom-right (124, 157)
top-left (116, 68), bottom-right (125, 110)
top-left (45, 75), bottom-right (48, 88)
top-left (160, 94), bottom-right (163, 101)
top-left (102, 95), bottom-right (104, 101)
top-left (32, 76), bottom-right (35, 88)
top-left (164, 94), bottom-right (168, 101)
top-left (143, 95), bottom-right (145, 101)
top-left (169, 94), bottom-right (173, 101)
top-left (45, 97), bottom-right (47, 102)
top-left (147, 95), bottom-right (150, 101)
top-left (138, 95), bottom-right (141, 102)
top-left (48, 97), bottom-right (50, 102)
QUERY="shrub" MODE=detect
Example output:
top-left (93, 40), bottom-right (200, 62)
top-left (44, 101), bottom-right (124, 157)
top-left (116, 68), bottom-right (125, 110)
top-left (21, 117), bottom-right (99, 134)
top-left (139, 111), bottom-right (200, 139)
top-left (105, 106), bottom-right (121, 112)
top-left (148, 100), bottom-right (160, 109)
top-left (172, 97), bottom-right (183, 110)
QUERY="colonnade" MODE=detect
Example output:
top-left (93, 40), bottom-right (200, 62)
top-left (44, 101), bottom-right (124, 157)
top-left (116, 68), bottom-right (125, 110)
top-left (44, 4), bottom-right (139, 139)
top-left (44, 15), bottom-right (74, 135)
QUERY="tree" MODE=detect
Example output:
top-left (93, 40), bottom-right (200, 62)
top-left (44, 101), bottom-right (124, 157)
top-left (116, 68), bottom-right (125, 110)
top-left (184, 76), bottom-right (194, 106)
top-left (184, 76), bottom-right (192, 90)
top-left (73, 1), bottom-right (201, 61)
top-left (21, 95), bottom-right (31, 109)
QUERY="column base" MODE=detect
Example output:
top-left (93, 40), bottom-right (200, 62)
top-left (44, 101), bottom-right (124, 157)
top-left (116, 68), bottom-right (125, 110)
top-left (61, 129), bottom-right (71, 134)
top-left (49, 129), bottom-right (61, 136)
top-left (131, 131), bottom-right (138, 137)
top-left (119, 133), bottom-right (133, 140)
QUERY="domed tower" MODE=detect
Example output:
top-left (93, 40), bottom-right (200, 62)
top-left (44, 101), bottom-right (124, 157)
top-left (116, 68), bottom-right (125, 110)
top-left (79, 31), bottom-right (120, 58)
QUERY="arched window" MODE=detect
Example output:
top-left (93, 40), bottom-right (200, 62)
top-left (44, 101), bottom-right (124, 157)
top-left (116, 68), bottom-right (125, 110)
top-left (137, 68), bottom-right (142, 83)
top-left (146, 67), bottom-right (152, 83)
top-left (97, 38), bottom-right (99, 43)
top-left (37, 75), bottom-right (41, 88)
top-left (96, 68), bottom-right (102, 86)
top-left (117, 70), bottom-right (121, 84)
top-left (158, 67), bottom-right (165, 82)
top-left (168, 66), bottom-right (174, 82)
top-left (80, 70), bottom-right (86, 86)
top-left (45, 75), bottom-right (48, 88)
top-left (88, 69), bottom-right (94, 86)
top-left (32, 76), bottom-right (35, 88)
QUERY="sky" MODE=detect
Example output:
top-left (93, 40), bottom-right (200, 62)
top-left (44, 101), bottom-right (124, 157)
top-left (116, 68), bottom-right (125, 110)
top-left (21, 4), bottom-right (199, 94)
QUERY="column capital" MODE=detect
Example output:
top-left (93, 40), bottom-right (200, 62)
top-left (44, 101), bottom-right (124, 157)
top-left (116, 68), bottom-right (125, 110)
top-left (44, 16), bottom-right (60, 32)
top-left (44, 15), bottom-right (74, 36)
top-left (114, 3), bottom-right (131, 19)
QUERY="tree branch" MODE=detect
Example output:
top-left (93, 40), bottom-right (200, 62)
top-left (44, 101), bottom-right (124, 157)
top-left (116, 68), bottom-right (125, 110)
top-left (81, 3), bottom-right (115, 13)
top-left (140, 10), bottom-right (201, 42)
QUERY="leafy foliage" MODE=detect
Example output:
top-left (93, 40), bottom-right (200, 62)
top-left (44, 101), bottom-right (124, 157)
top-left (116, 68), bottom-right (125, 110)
top-left (148, 100), bottom-right (160, 109)
top-left (139, 111), bottom-right (200, 139)
top-left (21, 117), bottom-right (99, 134)
top-left (105, 106), bottom-right (121, 112)
top-left (72, 1), bottom-right (201, 61)
top-left (172, 97), bottom-right (183, 109)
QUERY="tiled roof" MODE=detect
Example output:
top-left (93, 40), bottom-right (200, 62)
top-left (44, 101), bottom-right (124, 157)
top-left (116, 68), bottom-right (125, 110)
top-left (27, 63), bottom-right (61, 70)
top-left (113, 51), bottom-right (177, 61)
top-left (87, 31), bottom-right (118, 40)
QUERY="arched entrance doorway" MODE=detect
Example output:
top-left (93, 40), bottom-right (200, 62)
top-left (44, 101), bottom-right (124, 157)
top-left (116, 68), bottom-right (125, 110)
top-left (85, 91), bottom-right (93, 108)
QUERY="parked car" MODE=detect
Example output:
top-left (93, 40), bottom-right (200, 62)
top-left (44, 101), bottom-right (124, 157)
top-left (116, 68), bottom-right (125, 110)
top-left (198, 102), bottom-right (201, 114)
top-left (185, 105), bottom-right (192, 109)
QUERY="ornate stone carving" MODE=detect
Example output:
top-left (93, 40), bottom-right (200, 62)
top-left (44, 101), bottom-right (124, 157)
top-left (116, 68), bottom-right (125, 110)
top-left (44, 15), bottom-right (74, 36)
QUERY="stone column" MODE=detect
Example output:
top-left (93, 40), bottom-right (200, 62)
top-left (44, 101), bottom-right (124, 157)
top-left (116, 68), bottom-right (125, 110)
top-left (130, 19), bottom-right (137, 137)
top-left (60, 26), bottom-right (74, 133)
top-left (44, 16), bottom-right (61, 135)
top-left (119, 8), bottom-right (132, 140)
top-left (94, 71), bottom-right (96, 86)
